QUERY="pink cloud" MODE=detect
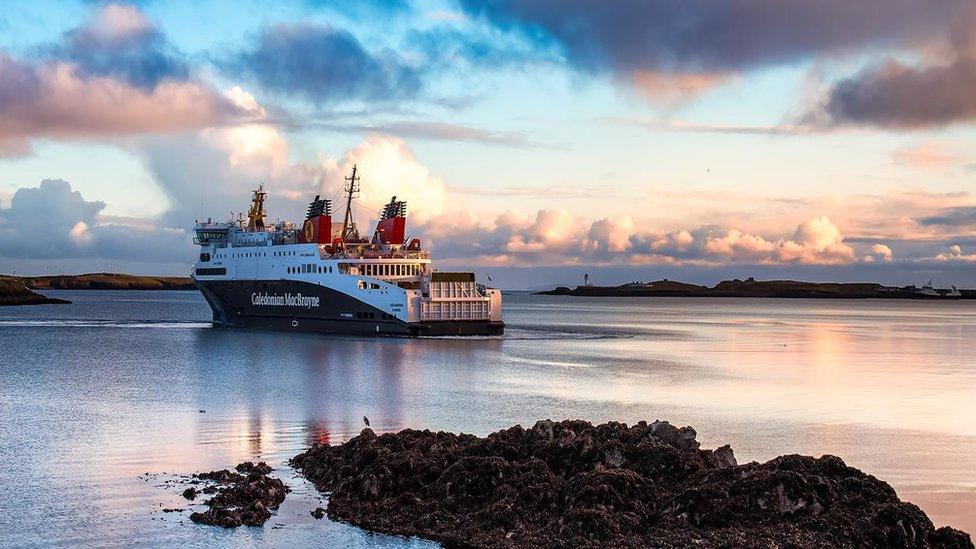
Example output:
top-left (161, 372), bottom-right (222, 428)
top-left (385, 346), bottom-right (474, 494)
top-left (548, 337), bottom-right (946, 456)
top-left (0, 55), bottom-right (241, 155)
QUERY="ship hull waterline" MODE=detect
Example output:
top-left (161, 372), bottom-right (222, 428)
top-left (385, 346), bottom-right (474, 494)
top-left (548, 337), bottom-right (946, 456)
top-left (195, 279), bottom-right (504, 337)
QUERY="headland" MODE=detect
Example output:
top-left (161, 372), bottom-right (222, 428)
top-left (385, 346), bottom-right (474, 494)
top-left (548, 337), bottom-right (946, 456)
top-left (0, 275), bottom-right (70, 306)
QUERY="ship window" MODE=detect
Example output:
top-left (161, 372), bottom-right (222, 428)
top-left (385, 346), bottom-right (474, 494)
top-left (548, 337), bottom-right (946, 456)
top-left (370, 283), bottom-right (380, 289)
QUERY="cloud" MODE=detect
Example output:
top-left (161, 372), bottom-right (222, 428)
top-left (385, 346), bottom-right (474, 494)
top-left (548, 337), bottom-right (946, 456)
top-left (0, 179), bottom-right (189, 261)
top-left (0, 54), bottom-right (242, 154)
top-left (0, 3), bottom-right (243, 155)
top-left (287, 119), bottom-right (537, 147)
top-left (815, 57), bottom-right (976, 128)
top-left (609, 117), bottom-right (815, 136)
top-left (47, 2), bottom-right (189, 90)
top-left (936, 244), bottom-right (976, 262)
top-left (808, 4), bottom-right (976, 129)
top-left (629, 70), bottom-right (727, 104)
top-left (414, 209), bottom-right (857, 267)
top-left (892, 142), bottom-right (957, 169)
top-left (864, 243), bottom-right (893, 263)
top-left (317, 135), bottom-right (447, 226)
top-left (459, 0), bottom-right (969, 97)
top-left (232, 23), bottom-right (421, 103)
top-left (135, 97), bottom-right (317, 228)
top-left (919, 207), bottom-right (976, 228)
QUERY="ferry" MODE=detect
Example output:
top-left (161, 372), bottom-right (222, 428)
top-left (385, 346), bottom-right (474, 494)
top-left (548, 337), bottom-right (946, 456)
top-left (190, 166), bottom-right (503, 336)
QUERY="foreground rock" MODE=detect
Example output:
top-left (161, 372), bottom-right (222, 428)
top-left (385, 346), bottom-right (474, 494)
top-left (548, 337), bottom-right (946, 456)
top-left (292, 420), bottom-right (972, 548)
top-left (188, 461), bottom-right (289, 528)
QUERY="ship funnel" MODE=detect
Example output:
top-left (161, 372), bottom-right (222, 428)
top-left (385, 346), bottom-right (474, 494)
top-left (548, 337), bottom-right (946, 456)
top-left (300, 196), bottom-right (333, 244)
top-left (375, 195), bottom-right (407, 244)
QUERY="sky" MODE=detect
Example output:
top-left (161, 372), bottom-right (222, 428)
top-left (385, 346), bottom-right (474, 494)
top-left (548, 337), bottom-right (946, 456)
top-left (1, 0), bottom-right (976, 288)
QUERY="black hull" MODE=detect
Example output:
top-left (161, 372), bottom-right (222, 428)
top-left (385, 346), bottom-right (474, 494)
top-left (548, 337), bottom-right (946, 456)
top-left (195, 278), bottom-right (503, 337)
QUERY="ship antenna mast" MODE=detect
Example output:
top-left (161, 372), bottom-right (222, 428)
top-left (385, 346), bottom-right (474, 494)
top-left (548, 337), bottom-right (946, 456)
top-left (340, 164), bottom-right (360, 242)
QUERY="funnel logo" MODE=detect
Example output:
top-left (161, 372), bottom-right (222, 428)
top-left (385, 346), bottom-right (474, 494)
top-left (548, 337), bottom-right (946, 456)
top-left (303, 219), bottom-right (314, 242)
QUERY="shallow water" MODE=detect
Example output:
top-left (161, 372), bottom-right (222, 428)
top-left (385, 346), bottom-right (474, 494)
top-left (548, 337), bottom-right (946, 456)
top-left (1, 290), bottom-right (974, 546)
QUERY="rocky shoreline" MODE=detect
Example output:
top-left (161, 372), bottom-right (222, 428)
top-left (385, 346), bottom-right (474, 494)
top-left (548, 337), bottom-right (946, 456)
top-left (292, 420), bottom-right (973, 548)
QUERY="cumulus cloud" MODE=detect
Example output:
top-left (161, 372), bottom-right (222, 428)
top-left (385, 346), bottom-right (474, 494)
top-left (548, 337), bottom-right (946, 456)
top-left (317, 135), bottom-right (447, 226)
top-left (232, 23), bottom-right (421, 103)
top-left (459, 0), bottom-right (969, 99)
top-left (414, 209), bottom-right (857, 267)
top-left (936, 244), bottom-right (976, 262)
top-left (863, 243), bottom-right (893, 263)
top-left (0, 179), bottom-right (189, 261)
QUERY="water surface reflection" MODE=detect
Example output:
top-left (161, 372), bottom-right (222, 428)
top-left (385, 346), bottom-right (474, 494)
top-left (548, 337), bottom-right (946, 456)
top-left (0, 291), bottom-right (973, 546)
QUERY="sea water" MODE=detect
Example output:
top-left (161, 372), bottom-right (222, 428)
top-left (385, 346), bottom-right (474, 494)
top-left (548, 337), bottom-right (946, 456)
top-left (1, 291), bottom-right (973, 546)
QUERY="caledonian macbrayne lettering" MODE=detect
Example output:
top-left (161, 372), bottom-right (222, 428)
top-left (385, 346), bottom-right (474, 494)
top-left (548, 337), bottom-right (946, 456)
top-left (251, 293), bottom-right (321, 308)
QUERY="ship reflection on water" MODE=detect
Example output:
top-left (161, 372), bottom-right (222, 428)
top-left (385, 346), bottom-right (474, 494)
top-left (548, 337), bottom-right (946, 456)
top-left (0, 290), bottom-right (973, 546)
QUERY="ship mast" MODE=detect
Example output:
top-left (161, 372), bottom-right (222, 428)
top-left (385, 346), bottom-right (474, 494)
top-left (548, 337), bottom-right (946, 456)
top-left (340, 165), bottom-right (360, 242)
top-left (246, 185), bottom-right (267, 231)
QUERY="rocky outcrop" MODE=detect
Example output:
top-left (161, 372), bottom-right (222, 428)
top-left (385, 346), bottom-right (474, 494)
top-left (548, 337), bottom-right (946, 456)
top-left (292, 420), bottom-right (972, 548)
top-left (187, 461), bottom-right (289, 528)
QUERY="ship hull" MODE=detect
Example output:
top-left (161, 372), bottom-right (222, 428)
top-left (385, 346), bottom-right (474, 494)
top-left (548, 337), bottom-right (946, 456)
top-left (195, 279), bottom-right (503, 337)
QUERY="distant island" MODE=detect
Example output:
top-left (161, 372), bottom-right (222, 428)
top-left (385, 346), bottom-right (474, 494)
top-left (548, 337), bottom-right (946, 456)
top-left (538, 278), bottom-right (975, 299)
top-left (23, 273), bottom-right (195, 291)
top-left (0, 273), bottom-right (196, 306)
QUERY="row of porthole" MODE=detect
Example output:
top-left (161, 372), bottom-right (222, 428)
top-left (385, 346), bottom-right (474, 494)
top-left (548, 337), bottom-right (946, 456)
top-left (213, 249), bottom-right (299, 259)
top-left (287, 265), bottom-right (334, 274)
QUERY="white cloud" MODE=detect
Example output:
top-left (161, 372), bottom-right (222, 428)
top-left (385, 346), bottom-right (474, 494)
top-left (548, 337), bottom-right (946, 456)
top-left (864, 243), bottom-right (893, 262)
top-left (317, 135), bottom-right (447, 226)
top-left (68, 221), bottom-right (93, 245)
top-left (936, 244), bottom-right (976, 262)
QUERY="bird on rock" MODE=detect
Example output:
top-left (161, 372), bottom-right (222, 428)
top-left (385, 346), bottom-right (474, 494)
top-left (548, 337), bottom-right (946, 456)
top-left (363, 416), bottom-right (370, 427)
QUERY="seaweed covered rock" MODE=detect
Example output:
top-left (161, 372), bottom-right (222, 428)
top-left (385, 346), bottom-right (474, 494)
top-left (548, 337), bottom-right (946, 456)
top-left (292, 420), bottom-right (972, 548)
top-left (188, 461), bottom-right (289, 528)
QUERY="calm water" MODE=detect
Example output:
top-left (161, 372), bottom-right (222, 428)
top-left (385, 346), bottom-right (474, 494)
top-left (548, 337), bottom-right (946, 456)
top-left (1, 291), bottom-right (974, 547)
